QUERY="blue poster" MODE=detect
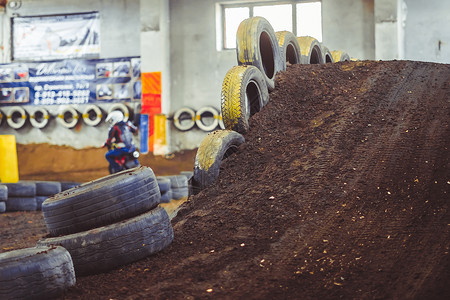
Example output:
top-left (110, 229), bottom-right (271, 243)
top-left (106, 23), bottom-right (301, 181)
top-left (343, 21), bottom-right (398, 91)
top-left (0, 56), bottom-right (141, 106)
top-left (139, 114), bottom-right (149, 154)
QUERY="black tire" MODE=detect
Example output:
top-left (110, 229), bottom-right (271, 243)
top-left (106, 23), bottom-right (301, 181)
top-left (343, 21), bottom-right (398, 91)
top-left (236, 16), bottom-right (284, 91)
top-left (60, 181), bottom-right (81, 191)
top-left (157, 176), bottom-right (171, 193)
top-left (4, 181), bottom-right (36, 197)
top-left (36, 196), bottom-right (48, 210)
top-left (42, 166), bottom-right (161, 236)
top-left (0, 201), bottom-right (5, 213)
top-left (5, 197), bottom-right (37, 211)
top-left (221, 65), bottom-right (269, 134)
top-left (36, 181), bottom-right (62, 196)
top-left (37, 206), bottom-right (174, 276)
top-left (0, 185), bottom-right (7, 201)
top-left (168, 175), bottom-right (188, 188)
top-left (160, 190), bottom-right (172, 203)
top-left (192, 130), bottom-right (245, 194)
top-left (0, 245), bottom-right (76, 300)
top-left (172, 187), bottom-right (189, 200)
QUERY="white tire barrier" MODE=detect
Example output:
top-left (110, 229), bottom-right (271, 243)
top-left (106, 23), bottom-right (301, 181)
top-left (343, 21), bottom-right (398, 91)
top-left (195, 106), bottom-right (219, 132)
top-left (331, 50), bottom-right (351, 62)
top-left (6, 106), bottom-right (27, 129)
top-left (57, 106), bottom-right (80, 129)
top-left (173, 107), bottom-right (196, 131)
top-left (320, 44), bottom-right (334, 63)
top-left (82, 104), bottom-right (103, 126)
top-left (29, 107), bottom-right (50, 129)
top-left (275, 31), bottom-right (302, 70)
top-left (0, 109), bottom-right (4, 126)
top-left (107, 103), bottom-right (130, 122)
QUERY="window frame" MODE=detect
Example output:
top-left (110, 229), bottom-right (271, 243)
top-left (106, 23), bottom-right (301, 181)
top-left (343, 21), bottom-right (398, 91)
top-left (219, 0), bottom-right (322, 50)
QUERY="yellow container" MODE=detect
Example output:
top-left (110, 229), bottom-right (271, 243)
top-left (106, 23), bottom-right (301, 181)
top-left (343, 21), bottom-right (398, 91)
top-left (153, 114), bottom-right (167, 155)
top-left (0, 135), bottom-right (19, 183)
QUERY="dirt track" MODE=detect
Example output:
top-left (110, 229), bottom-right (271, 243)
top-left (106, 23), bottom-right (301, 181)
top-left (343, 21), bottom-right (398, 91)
top-left (0, 60), bottom-right (449, 299)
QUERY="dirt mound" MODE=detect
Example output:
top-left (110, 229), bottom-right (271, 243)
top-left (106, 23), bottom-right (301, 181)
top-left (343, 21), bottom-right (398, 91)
top-left (1, 60), bottom-right (449, 299)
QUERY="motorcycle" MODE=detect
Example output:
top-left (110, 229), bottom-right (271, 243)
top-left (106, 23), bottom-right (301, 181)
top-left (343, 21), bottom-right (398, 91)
top-left (104, 142), bottom-right (141, 174)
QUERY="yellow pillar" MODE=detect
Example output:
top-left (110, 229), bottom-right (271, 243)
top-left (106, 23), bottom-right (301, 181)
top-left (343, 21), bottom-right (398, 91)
top-left (0, 135), bottom-right (19, 183)
top-left (153, 114), bottom-right (167, 155)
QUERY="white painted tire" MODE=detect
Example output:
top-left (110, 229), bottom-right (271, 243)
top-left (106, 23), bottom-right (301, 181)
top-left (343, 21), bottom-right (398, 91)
top-left (331, 50), bottom-right (351, 62)
top-left (29, 107), bottom-right (50, 129)
top-left (320, 44), bottom-right (334, 63)
top-left (0, 109), bottom-right (4, 127)
top-left (107, 103), bottom-right (130, 122)
top-left (57, 106), bottom-right (80, 129)
top-left (6, 106), bottom-right (27, 129)
top-left (195, 106), bottom-right (219, 132)
top-left (82, 104), bottom-right (103, 126)
top-left (173, 107), bottom-right (196, 131)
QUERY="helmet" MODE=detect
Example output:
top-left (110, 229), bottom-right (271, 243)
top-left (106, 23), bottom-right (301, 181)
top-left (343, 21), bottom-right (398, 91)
top-left (106, 110), bottom-right (124, 125)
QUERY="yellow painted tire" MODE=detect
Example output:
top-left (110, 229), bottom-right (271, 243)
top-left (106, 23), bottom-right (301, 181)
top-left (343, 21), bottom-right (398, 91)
top-left (221, 65), bottom-right (269, 134)
top-left (191, 129), bottom-right (245, 194)
top-left (195, 106), bottom-right (219, 132)
top-left (331, 50), bottom-right (351, 62)
top-left (82, 104), bottom-right (103, 127)
top-left (29, 107), bottom-right (50, 129)
top-left (6, 106), bottom-right (27, 129)
top-left (275, 31), bottom-right (301, 70)
top-left (320, 44), bottom-right (334, 63)
top-left (236, 17), bottom-right (283, 91)
top-left (57, 106), bottom-right (80, 129)
top-left (297, 36), bottom-right (324, 64)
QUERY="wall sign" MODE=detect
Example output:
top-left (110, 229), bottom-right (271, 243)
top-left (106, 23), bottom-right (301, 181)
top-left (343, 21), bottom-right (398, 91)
top-left (12, 12), bottom-right (100, 61)
top-left (0, 57), bottom-right (141, 106)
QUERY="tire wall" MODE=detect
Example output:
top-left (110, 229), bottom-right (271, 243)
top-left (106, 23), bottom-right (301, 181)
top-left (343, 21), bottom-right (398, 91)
top-left (0, 102), bottom-right (140, 149)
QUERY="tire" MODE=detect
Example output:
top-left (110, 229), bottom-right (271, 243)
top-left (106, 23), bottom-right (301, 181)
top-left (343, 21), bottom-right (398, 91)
top-left (37, 206), bottom-right (174, 276)
top-left (0, 245), bottom-right (76, 300)
top-left (172, 187), bottom-right (188, 200)
top-left (0, 202), bottom-right (5, 213)
top-left (0, 109), bottom-right (4, 127)
top-left (236, 16), bottom-right (284, 91)
top-left (0, 185), bottom-right (7, 201)
top-left (195, 106), bottom-right (219, 132)
top-left (157, 176), bottom-right (171, 193)
top-left (173, 107), bottom-right (196, 131)
top-left (331, 50), bottom-right (351, 62)
top-left (275, 31), bottom-right (301, 70)
top-left (160, 189), bottom-right (172, 203)
top-left (36, 181), bottom-right (62, 196)
top-left (82, 104), bottom-right (103, 126)
top-left (321, 44), bottom-right (334, 63)
top-left (42, 166), bottom-right (161, 236)
top-left (192, 130), bottom-right (245, 193)
top-left (167, 175), bottom-right (188, 188)
top-left (57, 106), bottom-right (80, 129)
top-left (4, 181), bottom-right (36, 197)
top-left (221, 65), bottom-right (269, 134)
top-left (108, 103), bottom-right (131, 122)
top-left (60, 181), bottom-right (81, 191)
top-left (5, 197), bottom-right (37, 212)
top-left (6, 106), bottom-right (27, 129)
top-left (29, 107), bottom-right (50, 129)
top-left (36, 196), bottom-right (48, 210)
top-left (297, 36), bottom-right (324, 64)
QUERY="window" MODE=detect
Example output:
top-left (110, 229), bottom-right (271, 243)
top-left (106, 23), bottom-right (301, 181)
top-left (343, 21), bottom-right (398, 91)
top-left (220, 1), bottom-right (322, 49)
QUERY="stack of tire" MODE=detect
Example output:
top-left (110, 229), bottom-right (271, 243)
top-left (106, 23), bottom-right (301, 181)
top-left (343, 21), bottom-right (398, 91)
top-left (158, 174), bottom-right (189, 201)
top-left (35, 181), bottom-right (62, 210)
top-left (37, 166), bottom-right (174, 276)
top-left (4, 181), bottom-right (37, 212)
top-left (157, 176), bottom-right (172, 203)
top-left (0, 185), bottom-right (7, 213)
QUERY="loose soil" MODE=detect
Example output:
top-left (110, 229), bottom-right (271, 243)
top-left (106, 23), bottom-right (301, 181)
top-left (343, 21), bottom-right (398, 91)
top-left (0, 60), bottom-right (448, 300)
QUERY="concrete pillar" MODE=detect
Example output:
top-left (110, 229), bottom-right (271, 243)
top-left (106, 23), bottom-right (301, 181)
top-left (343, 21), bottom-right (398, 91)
top-left (140, 0), bottom-right (170, 155)
top-left (375, 0), bottom-right (406, 60)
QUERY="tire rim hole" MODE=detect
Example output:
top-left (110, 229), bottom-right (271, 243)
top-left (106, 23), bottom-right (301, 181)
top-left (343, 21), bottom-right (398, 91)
top-left (88, 110), bottom-right (97, 121)
top-left (199, 111), bottom-right (215, 127)
top-left (246, 81), bottom-right (261, 117)
top-left (12, 111), bottom-right (23, 123)
top-left (35, 111), bottom-right (44, 122)
top-left (64, 111), bottom-right (74, 123)
top-left (259, 31), bottom-right (275, 78)
top-left (310, 47), bottom-right (321, 64)
top-left (286, 44), bottom-right (298, 65)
